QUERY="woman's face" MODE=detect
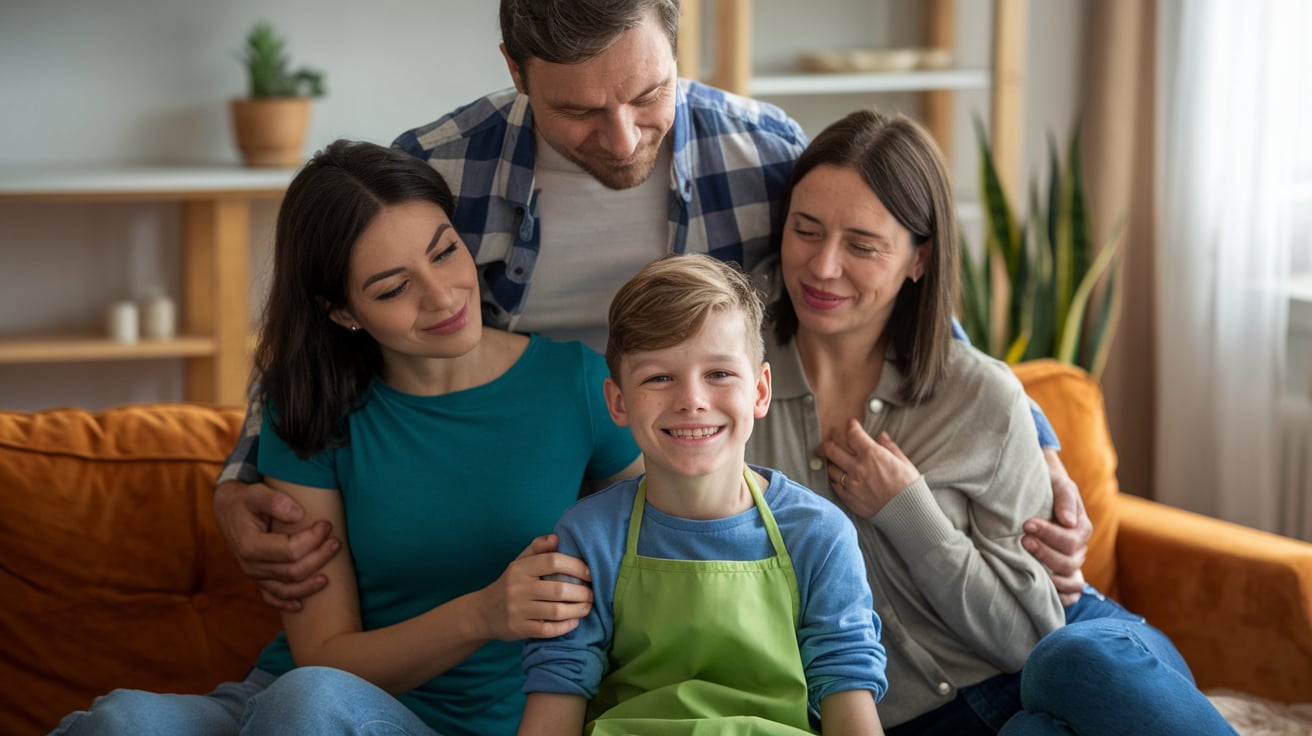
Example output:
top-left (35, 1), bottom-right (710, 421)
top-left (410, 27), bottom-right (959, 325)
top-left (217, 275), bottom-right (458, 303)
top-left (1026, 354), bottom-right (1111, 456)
top-left (780, 164), bottom-right (928, 342)
top-left (330, 200), bottom-right (482, 362)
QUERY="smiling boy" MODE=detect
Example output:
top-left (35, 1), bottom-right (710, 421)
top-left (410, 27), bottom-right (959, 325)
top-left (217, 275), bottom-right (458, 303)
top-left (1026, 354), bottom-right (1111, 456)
top-left (517, 254), bottom-right (886, 735)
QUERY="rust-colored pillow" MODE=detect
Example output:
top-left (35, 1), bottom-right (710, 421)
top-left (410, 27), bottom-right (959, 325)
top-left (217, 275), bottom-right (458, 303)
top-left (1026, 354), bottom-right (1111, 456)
top-left (1012, 360), bottom-right (1120, 596)
top-left (0, 404), bottom-right (281, 736)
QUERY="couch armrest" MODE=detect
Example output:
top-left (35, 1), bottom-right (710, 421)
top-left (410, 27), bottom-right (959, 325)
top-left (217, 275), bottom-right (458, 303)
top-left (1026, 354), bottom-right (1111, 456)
top-left (1114, 494), bottom-right (1312, 703)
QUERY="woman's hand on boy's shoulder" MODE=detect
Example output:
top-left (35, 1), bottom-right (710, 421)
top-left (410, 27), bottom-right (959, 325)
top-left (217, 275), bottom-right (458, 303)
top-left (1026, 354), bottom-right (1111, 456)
top-left (473, 534), bottom-right (596, 641)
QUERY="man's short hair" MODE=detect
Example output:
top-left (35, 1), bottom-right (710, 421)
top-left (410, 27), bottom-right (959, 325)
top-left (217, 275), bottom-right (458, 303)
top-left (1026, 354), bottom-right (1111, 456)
top-left (499, 0), bottom-right (680, 69)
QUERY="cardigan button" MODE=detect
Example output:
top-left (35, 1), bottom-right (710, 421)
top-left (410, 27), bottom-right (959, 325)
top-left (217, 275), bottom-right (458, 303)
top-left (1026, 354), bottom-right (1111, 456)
top-left (808, 457), bottom-right (824, 471)
top-left (868, 398), bottom-right (885, 413)
top-left (937, 681), bottom-right (951, 695)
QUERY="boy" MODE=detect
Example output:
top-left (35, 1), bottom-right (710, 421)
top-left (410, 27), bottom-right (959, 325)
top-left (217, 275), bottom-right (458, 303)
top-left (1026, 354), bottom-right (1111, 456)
top-left (518, 254), bottom-right (886, 735)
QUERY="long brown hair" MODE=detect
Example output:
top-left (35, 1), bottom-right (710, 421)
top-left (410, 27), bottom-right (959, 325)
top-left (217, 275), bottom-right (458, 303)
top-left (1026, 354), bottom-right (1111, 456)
top-left (253, 140), bottom-right (457, 457)
top-left (769, 109), bottom-right (960, 404)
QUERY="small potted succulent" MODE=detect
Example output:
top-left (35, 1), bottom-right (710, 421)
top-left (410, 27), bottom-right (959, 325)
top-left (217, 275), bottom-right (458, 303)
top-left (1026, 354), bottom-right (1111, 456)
top-left (230, 22), bottom-right (325, 167)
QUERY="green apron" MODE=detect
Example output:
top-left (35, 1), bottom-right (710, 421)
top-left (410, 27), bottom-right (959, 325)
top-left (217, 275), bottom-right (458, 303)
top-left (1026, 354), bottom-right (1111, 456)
top-left (586, 468), bottom-right (818, 736)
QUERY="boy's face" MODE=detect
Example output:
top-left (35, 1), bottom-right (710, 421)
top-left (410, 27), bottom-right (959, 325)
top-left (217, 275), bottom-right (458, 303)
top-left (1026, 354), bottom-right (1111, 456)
top-left (604, 308), bottom-right (771, 480)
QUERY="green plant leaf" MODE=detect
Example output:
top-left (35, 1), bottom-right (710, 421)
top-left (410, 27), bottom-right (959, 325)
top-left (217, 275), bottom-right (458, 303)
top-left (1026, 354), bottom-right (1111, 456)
top-left (964, 116), bottom-right (1124, 372)
top-left (1067, 121), bottom-right (1092, 285)
top-left (958, 231), bottom-right (991, 348)
top-left (1057, 217), bottom-right (1125, 365)
top-left (974, 117), bottom-right (1021, 280)
top-left (1082, 213), bottom-right (1127, 376)
top-left (1088, 249), bottom-right (1125, 379)
top-left (1051, 134), bottom-right (1075, 348)
top-left (1045, 134), bottom-right (1061, 260)
top-left (239, 21), bottom-right (325, 98)
top-left (1004, 333), bottom-right (1030, 365)
top-left (1024, 183), bottom-right (1056, 361)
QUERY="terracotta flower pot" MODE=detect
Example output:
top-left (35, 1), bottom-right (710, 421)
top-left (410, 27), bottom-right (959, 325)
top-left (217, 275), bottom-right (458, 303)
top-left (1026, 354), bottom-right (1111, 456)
top-left (229, 97), bottom-right (311, 168)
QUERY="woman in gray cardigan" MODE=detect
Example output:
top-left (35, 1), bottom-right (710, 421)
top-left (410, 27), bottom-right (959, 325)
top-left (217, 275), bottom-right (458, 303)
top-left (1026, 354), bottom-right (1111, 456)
top-left (746, 109), bottom-right (1234, 735)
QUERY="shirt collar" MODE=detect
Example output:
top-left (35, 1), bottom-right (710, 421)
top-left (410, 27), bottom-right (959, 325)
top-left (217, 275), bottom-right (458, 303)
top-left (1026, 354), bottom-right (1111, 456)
top-left (670, 79), bottom-right (694, 203)
top-left (763, 323), bottom-right (909, 407)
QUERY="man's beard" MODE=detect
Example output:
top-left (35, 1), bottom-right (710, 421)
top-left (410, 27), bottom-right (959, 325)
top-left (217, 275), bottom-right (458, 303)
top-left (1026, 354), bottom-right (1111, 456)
top-left (560, 135), bottom-right (665, 190)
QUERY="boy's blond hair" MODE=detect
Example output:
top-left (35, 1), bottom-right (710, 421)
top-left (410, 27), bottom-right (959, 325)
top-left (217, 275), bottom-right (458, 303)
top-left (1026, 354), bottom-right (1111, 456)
top-left (605, 254), bottom-right (765, 380)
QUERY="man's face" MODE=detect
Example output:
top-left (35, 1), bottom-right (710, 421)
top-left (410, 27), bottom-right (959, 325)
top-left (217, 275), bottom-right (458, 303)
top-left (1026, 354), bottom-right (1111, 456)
top-left (504, 12), bottom-right (677, 190)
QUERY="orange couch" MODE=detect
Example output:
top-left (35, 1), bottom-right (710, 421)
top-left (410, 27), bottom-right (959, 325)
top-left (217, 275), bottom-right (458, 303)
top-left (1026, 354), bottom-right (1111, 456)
top-left (0, 405), bottom-right (279, 736)
top-left (1, 361), bottom-right (1309, 735)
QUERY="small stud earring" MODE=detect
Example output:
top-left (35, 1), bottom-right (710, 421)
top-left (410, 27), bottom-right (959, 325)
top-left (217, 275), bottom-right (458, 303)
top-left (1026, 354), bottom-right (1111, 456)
top-left (350, 325), bottom-right (359, 332)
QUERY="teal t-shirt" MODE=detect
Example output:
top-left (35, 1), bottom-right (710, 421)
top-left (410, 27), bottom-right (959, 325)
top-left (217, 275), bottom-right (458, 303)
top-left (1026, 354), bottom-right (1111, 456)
top-left (255, 336), bottom-right (638, 736)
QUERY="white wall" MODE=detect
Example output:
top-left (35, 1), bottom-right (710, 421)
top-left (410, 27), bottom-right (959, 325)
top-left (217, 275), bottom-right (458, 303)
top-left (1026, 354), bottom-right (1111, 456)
top-left (0, 0), bottom-right (1084, 411)
top-left (0, 0), bottom-right (508, 165)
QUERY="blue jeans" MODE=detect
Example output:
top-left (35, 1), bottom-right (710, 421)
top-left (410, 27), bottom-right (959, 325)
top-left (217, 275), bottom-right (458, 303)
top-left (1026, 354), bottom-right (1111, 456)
top-left (49, 666), bottom-right (440, 736)
top-left (887, 586), bottom-right (1236, 736)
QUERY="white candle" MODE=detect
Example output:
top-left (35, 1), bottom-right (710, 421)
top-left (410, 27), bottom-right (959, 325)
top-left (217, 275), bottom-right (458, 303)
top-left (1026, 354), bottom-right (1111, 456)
top-left (141, 294), bottom-right (176, 340)
top-left (107, 301), bottom-right (139, 343)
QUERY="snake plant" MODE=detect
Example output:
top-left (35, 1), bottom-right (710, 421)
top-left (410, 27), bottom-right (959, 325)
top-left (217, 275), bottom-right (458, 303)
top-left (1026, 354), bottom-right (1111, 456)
top-left (958, 118), bottom-right (1124, 379)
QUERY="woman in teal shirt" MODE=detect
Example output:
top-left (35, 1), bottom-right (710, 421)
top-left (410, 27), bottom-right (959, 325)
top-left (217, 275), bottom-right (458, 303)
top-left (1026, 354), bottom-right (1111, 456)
top-left (52, 140), bottom-right (640, 736)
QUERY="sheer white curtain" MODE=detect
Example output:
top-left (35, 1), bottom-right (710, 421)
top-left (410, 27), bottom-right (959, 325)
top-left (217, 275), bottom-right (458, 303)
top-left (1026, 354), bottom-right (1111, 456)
top-left (1155, 0), bottom-right (1309, 532)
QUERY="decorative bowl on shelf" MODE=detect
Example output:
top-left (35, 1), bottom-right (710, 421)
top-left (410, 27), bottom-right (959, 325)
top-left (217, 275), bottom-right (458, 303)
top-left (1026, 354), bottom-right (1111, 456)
top-left (797, 47), bottom-right (953, 74)
top-left (917, 47), bottom-right (954, 70)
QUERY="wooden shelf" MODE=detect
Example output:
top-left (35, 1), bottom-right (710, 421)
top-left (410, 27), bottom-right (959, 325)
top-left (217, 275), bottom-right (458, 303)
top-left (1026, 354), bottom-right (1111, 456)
top-left (0, 165), bottom-right (293, 203)
top-left (0, 335), bottom-right (216, 364)
top-left (750, 68), bottom-right (991, 97)
top-left (0, 165), bottom-right (289, 406)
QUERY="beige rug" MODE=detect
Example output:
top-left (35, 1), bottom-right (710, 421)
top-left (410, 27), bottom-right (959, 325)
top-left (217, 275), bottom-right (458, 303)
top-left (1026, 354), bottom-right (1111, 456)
top-left (1207, 690), bottom-right (1312, 735)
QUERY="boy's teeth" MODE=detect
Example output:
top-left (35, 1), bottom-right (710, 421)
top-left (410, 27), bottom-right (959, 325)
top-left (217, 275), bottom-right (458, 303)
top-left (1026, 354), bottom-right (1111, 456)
top-left (670, 427), bottom-right (718, 439)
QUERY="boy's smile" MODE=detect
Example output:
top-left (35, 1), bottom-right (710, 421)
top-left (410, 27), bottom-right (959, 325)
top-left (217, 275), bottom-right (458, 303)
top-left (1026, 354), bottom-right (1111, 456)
top-left (604, 308), bottom-right (771, 497)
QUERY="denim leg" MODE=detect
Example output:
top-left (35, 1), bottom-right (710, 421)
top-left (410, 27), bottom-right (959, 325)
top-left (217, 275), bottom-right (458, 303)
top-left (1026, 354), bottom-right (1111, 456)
top-left (49, 670), bottom-right (274, 736)
top-left (240, 666), bottom-right (440, 736)
top-left (1062, 585), bottom-right (1147, 626)
top-left (1000, 589), bottom-right (1237, 736)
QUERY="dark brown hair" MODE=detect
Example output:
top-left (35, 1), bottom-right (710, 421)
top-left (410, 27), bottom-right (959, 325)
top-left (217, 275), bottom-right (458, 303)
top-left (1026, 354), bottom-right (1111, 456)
top-left (253, 140), bottom-right (456, 457)
top-left (499, 0), bottom-right (679, 70)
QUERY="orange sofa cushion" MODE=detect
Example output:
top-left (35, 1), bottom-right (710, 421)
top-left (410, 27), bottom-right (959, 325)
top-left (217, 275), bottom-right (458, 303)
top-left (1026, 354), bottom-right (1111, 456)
top-left (0, 404), bottom-right (280, 736)
top-left (1011, 360), bottom-right (1120, 596)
